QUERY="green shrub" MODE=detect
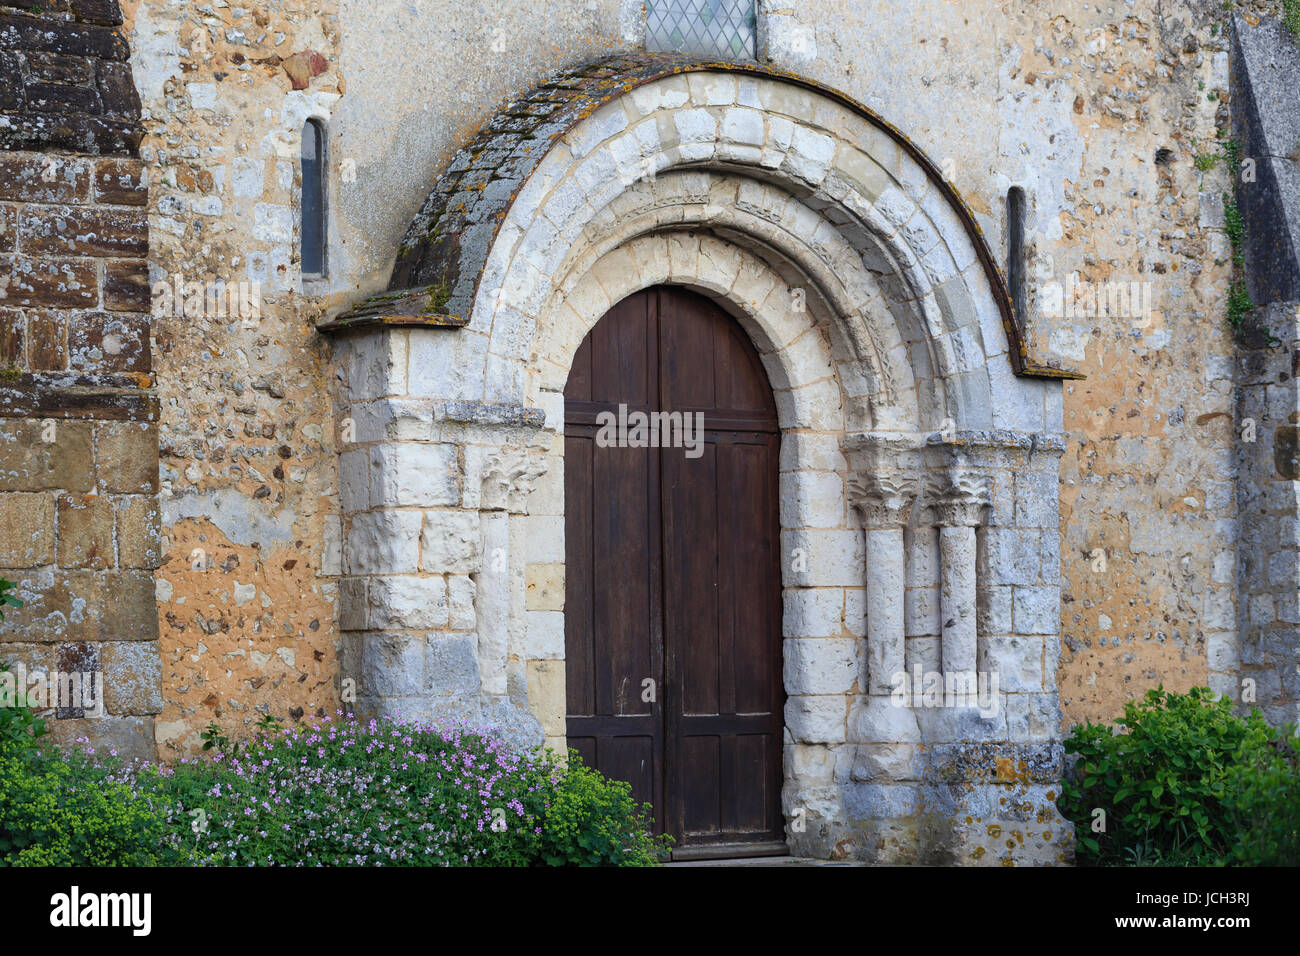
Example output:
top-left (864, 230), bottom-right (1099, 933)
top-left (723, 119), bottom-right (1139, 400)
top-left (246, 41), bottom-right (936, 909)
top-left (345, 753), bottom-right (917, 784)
top-left (537, 759), bottom-right (669, 866)
top-left (0, 580), bottom-right (43, 755)
top-left (0, 663), bottom-right (46, 755)
top-left (1226, 727), bottom-right (1300, 866)
top-left (1059, 686), bottom-right (1300, 866)
top-left (0, 750), bottom-right (189, 866)
top-left (143, 717), bottom-right (559, 866)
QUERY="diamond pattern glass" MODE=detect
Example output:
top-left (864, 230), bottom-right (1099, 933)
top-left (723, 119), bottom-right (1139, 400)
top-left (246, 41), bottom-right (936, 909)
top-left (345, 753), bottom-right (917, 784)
top-left (646, 0), bottom-right (757, 60)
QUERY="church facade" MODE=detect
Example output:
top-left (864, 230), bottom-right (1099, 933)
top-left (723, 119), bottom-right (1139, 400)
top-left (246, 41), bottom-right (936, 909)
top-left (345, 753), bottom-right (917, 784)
top-left (1, 0), bottom-right (1296, 864)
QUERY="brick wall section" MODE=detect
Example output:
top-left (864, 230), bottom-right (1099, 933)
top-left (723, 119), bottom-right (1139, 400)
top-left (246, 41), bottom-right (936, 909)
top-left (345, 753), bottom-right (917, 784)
top-left (0, 0), bottom-right (158, 761)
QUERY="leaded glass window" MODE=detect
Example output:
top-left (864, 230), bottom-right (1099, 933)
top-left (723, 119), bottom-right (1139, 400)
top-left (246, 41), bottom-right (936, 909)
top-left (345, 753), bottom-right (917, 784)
top-left (646, 0), bottom-right (758, 60)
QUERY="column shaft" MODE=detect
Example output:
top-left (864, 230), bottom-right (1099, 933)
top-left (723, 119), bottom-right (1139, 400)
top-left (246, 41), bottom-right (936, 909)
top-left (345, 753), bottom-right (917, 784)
top-left (865, 525), bottom-right (906, 694)
top-left (939, 524), bottom-right (978, 674)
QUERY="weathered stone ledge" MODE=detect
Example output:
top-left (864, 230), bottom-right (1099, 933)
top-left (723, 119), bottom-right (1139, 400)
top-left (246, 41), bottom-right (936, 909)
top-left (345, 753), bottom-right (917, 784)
top-left (0, 374), bottom-right (156, 420)
top-left (843, 429), bottom-right (1067, 454)
top-left (431, 400), bottom-right (546, 428)
top-left (317, 283), bottom-right (471, 333)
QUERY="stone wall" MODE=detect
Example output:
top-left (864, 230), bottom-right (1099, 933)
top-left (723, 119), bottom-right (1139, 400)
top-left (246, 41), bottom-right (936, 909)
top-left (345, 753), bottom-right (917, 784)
top-left (1231, 13), bottom-right (1300, 306)
top-left (1004, 4), bottom-right (1239, 729)
top-left (112, 0), bottom-right (653, 756)
top-left (122, 0), bottom-right (347, 753)
top-left (1228, 11), bottom-right (1300, 730)
top-left (1235, 300), bottom-right (1300, 727)
top-left (312, 0), bottom-right (1253, 733)
top-left (0, 0), bottom-right (160, 759)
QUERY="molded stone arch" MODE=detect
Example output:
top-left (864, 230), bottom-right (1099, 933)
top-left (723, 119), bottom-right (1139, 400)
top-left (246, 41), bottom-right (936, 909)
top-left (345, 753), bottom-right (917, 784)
top-left (543, 229), bottom-right (847, 436)
top-left (530, 171), bottom-right (906, 433)
top-left (324, 54), bottom-right (1077, 430)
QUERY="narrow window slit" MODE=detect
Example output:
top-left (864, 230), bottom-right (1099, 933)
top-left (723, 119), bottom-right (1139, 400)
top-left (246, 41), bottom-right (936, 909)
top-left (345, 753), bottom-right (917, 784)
top-left (301, 118), bottom-right (327, 278)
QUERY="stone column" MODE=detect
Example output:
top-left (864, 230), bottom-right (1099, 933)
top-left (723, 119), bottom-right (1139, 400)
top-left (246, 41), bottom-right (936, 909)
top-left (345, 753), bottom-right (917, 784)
top-left (849, 475), bottom-right (919, 695)
top-left (926, 471), bottom-right (991, 675)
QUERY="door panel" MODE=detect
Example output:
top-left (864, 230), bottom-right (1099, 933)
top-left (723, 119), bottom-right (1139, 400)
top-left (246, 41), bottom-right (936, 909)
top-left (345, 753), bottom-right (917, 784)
top-left (564, 285), bottom-right (784, 854)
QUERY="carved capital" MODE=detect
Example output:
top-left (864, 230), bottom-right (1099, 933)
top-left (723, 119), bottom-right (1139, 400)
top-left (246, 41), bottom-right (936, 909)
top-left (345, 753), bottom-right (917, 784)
top-left (925, 470), bottom-right (991, 527)
top-left (479, 447), bottom-right (548, 513)
top-left (849, 473), bottom-right (920, 529)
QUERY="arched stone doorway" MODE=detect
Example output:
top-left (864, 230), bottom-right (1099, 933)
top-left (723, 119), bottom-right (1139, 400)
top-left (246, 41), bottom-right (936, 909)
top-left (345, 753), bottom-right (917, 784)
top-left (323, 54), bottom-right (1071, 865)
top-left (564, 285), bottom-right (785, 856)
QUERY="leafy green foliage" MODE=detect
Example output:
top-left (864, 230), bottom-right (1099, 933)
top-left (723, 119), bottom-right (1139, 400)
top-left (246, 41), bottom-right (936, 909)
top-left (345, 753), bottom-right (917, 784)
top-left (1194, 136), bottom-right (1240, 173)
top-left (153, 717), bottom-right (560, 866)
top-left (536, 759), bottom-right (670, 866)
top-left (154, 718), bottom-right (672, 866)
top-left (198, 714), bottom-right (280, 758)
top-left (0, 580), bottom-right (43, 753)
top-left (0, 714), bottom-right (670, 867)
top-left (0, 578), bottom-right (20, 619)
top-left (1219, 135), bottom-right (1242, 170)
top-left (0, 750), bottom-right (192, 866)
top-left (1059, 686), bottom-right (1300, 866)
top-left (1226, 727), bottom-right (1300, 865)
top-left (1222, 192), bottom-right (1252, 332)
top-left (1223, 193), bottom-right (1246, 262)
top-left (198, 721), bottom-right (229, 753)
top-left (170, 718), bottom-right (672, 866)
top-left (1227, 277), bottom-right (1253, 332)
top-left (0, 663), bottom-right (46, 755)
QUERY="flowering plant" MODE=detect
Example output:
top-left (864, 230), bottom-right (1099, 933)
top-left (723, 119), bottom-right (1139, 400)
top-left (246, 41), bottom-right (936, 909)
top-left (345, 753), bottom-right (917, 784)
top-left (112, 712), bottom-right (668, 867)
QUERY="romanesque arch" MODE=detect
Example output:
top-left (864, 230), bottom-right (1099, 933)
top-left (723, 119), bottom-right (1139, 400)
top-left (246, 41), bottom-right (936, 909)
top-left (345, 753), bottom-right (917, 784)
top-left (323, 54), bottom-right (1070, 864)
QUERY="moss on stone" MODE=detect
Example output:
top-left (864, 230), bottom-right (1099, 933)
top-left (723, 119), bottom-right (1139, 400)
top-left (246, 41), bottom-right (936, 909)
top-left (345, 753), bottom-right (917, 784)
top-left (426, 280), bottom-right (452, 313)
top-left (1285, 0), bottom-right (1300, 41)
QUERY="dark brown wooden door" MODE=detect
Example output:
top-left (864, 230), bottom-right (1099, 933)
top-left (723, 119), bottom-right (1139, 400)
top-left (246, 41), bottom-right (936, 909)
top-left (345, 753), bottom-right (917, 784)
top-left (564, 286), bottom-right (784, 855)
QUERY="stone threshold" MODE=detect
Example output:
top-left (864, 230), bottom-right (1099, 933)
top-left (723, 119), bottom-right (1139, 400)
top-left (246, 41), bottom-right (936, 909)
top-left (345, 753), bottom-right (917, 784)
top-left (665, 857), bottom-right (869, 867)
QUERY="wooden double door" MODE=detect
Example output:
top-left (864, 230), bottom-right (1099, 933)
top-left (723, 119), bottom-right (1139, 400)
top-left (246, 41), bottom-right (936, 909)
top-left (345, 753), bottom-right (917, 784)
top-left (564, 285), bottom-right (785, 856)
